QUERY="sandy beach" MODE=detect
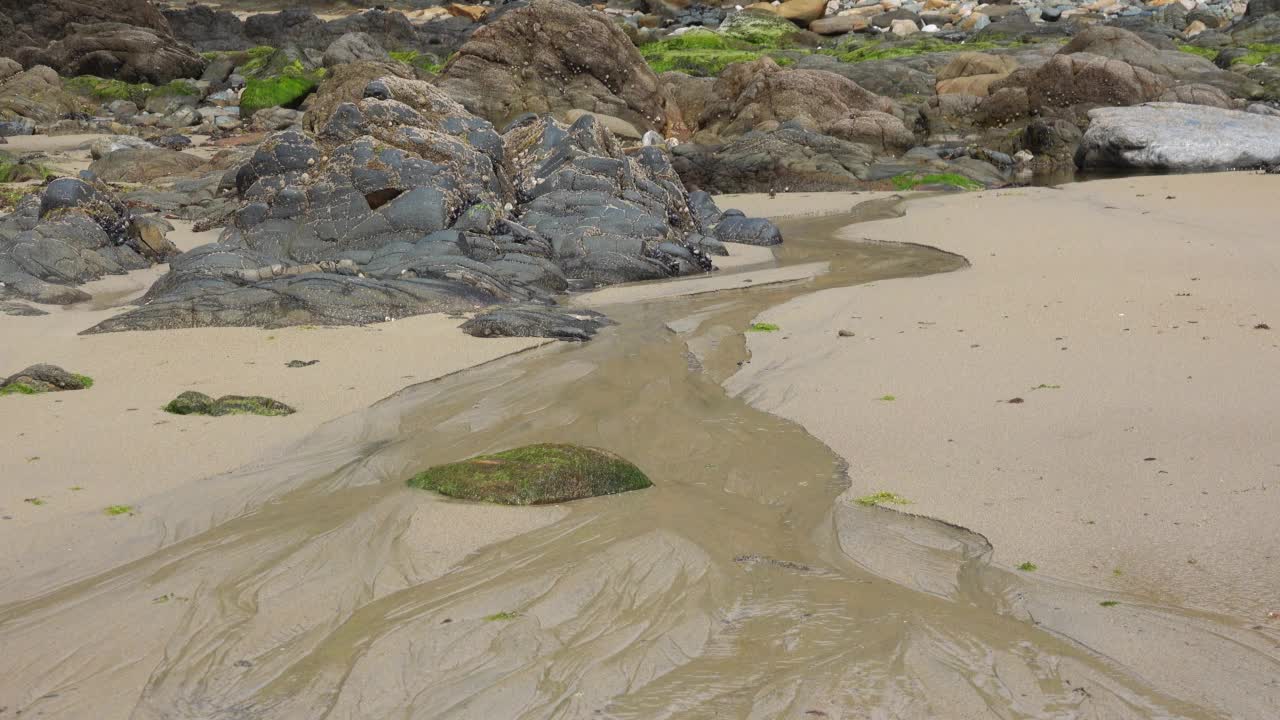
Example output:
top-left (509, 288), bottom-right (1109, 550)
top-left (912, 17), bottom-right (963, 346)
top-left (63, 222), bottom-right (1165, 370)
top-left (727, 172), bottom-right (1280, 620)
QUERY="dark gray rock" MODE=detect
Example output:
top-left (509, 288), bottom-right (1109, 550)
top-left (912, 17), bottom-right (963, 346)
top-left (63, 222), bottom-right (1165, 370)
top-left (460, 305), bottom-right (613, 341)
top-left (711, 213), bottom-right (784, 246)
top-left (1, 177), bottom-right (174, 305)
top-left (673, 127), bottom-right (875, 193)
top-left (1, 364), bottom-right (91, 393)
top-left (86, 75), bottom-right (769, 335)
top-left (0, 301), bottom-right (48, 316)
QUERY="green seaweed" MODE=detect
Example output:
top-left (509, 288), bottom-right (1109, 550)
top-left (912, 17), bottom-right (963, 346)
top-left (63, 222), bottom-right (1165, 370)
top-left (641, 30), bottom-right (768, 76)
top-left (825, 38), bottom-right (1002, 64)
top-left (855, 491), bottom-right (911, 507)
top-left (240, 74), bottom-right (318, 118)
top-left (484, 611), bottom-right (520, 621)
top-left (1017, 561), bottom-right (1038, 571)
top-left (390, 49), bottom-right (452, 74)
top-left (0, 382), bottom-right (39, 396)
top-left (1099, 600), bottom-right (1120, 607)
top-left (0, 161), bottom-right (55, 183)
top-left (408, 443), bottom-right (652, 505)
top-left (104, 505), bottom-right (134, 516)
top-left (64, 75), bottom-right (155, 105)
top-left (73, 374), bottom-right (94, 389)
top-left (747, 322), bottom-right (780, 332)
top-left (891, 173), bottom-right (983, 191)
top-left (1233, 43), bottom-right (1280, 66)
top-left (24, 497), bottom-right (47, 506)
top-left (1177, 44), bottom-right (1218, 60)
top-left (720, 12), bottom-right (803, 46)
top-left (238, 45), bottom-right (279, 76)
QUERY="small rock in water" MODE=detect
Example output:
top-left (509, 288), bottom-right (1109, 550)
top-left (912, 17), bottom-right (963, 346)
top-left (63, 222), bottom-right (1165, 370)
top-left (285, 359), bottom-right (320, 368)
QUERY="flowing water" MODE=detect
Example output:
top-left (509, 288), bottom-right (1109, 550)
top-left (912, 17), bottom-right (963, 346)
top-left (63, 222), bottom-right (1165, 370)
top-left (2, 200), bottom-right (1278, 719)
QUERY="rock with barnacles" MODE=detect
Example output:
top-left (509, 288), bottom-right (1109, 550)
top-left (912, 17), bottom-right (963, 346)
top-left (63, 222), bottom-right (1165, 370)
top-left (85, 74), bottom-right (773, 336)
top-left (0, 177), bottom-right (177, 304)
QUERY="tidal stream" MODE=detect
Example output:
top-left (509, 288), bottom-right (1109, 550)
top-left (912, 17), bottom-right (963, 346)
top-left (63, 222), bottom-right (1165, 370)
top-left (1, 198), bottom-right (1277, 719)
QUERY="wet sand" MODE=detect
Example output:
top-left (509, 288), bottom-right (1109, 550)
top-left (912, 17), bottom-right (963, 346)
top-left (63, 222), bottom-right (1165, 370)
top-left (2, 181), bottom-right (1279, 718)
top-left (727, 172), bottom-right (1280, 620)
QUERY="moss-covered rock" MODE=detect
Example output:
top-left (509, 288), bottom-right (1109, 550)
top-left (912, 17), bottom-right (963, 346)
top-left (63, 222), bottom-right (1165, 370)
top-left (241, 75), bottom-right (318, 118)
top-left (163, 390), bottom-right (295, 416)
top-left (891, 172), bottom-right (983, 191)
top-left (64, 75), bottom-right (156, 106)
top-left (1, 365), bottom-right (93, 396)
top-left (0, 159), bottom-right (54, 183)
top-left (720, 11), bottom-right (806, 47)
top-left (823, 37), bottom-right (1002, 63)
top-left (640, 29), bottom-right (799, 77)
top-left (408, 443), bottom-right (652, 505)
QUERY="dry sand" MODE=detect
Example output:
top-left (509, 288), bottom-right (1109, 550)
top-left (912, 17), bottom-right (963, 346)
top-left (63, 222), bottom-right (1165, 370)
top-left (726, 173), bottom-right (1280, 620)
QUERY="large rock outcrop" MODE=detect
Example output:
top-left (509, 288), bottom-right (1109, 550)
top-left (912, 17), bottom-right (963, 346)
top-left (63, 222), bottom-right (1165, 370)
top-left (673, 126), bottom-right (876, 193)
top-left (0, 0), bottom-right (171, 50)
top-left (13, 21), bottom-right (205, 84)
top-left (437, 0), bottom-right (688, 139)
top-left (85, 76), bottom-right (754, 335)
top-left (1076, 102), bottom-right (1280, 170)
top-left (2, 0), bottom-right (205, 83)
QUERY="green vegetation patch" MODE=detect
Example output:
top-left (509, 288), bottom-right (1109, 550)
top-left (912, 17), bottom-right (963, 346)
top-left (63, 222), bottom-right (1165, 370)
top-left (747, 322), bottom-right (780, 332)
top-left (0, 382), bottom-right (39, 396)
top-left (1177, 44), bottom-right (1218, 60)
top-left (390, 49), bottom-right (450, 74)
top-left (855, 491), bottom-right (911, 507)
top-left (241, 72), bottom-right (319, 118)
top-left (641, 30), bottom-right (771, 76)
top-left (238, 45), bottom-right (279, 76)
top-left (408, 443), bottom-right (652, 505)
top-left (484, 611), bottom-right (520, 621)
top-left (1233, 43), bottom-right (1280, 66)
top-left (720, 11), bottom-right (803, 46)
top-left (825, 38), bottom-right (1001, 64)
top-left (1017, 561), bottom-right (1038, 571)
top-left (0, 185), bottom-right (38, 210)
top-left (163, 390), bottom-right (295, 417)
top-left (105, 505), bottom-right (134, 516)
top-left (65, 75), bottom-right (155, 105)
top-left (891, 173), bottom-right (983, 191)
top-left (0, 160), bottom-right (55, 183)
top-left (877, 394), bottom-right (897, 401)
top-left (1099, 600), bottom-right (1120, 607)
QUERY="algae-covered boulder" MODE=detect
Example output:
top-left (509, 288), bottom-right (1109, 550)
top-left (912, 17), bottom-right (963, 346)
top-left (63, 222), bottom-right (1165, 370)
top-left (1, 364), bottom-right (93, 396)
top-left (408, 443), bottom-right (652, 505)
top-left (163, 390), bottom-right (295, 416)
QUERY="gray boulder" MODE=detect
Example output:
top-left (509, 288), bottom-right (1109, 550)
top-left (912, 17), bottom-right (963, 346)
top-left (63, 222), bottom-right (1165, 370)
top-left (1077, 102), bottom-right (1280, 170)
top-left (322, 32), bottom-right (389, 69)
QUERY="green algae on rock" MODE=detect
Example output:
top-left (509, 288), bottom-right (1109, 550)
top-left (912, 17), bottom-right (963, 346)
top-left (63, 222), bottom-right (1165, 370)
top-left (163, 391), bottom-right (295, 417)
top-left (408, 443), bottom-right (652, 505)
top-left (1, 365), bottom-right (94, 396)
top-left (241, 73), bottom-right (319, 118)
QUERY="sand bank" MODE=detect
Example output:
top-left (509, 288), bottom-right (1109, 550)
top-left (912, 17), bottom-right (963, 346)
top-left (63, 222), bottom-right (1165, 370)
top-left (727, 173), bottom-right (1280, 620)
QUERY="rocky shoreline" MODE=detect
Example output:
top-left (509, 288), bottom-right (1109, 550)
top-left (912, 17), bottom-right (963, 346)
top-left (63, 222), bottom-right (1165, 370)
top-left (3, 0), bottom-right (1280, 334)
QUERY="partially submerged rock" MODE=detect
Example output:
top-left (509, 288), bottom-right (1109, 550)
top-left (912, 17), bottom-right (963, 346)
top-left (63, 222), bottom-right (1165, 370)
top-left (461, 305), bottom-right (612, 341)
top-left (408, 443), bottom-right (652, 505)
top-left (1, 364), bottom-right (93, 395)
top-left (162, 390), bottom-right (295, 416)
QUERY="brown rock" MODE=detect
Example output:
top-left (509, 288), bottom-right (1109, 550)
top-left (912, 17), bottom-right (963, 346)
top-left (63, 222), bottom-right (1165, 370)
top-left (935, 52), bottom-right (1019, 96)
top-left (14, 21), bottom-right (205, 84)
top-left (810, 15), bottom-right (870, 34)
top-left (437, 0), bottom-right (688, 138)
top-left (703, 57), bottom-right (912, 150)
top-left (445, 4), bottom-right (491, 22)
top-left (777, 0), bottom-right (828, 24)
top-left (0, 65), bottom-right (89, 125)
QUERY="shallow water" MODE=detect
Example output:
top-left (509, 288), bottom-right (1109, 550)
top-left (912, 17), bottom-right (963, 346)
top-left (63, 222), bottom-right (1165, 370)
top-left (2, 199), bottom-right (1277, 719)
